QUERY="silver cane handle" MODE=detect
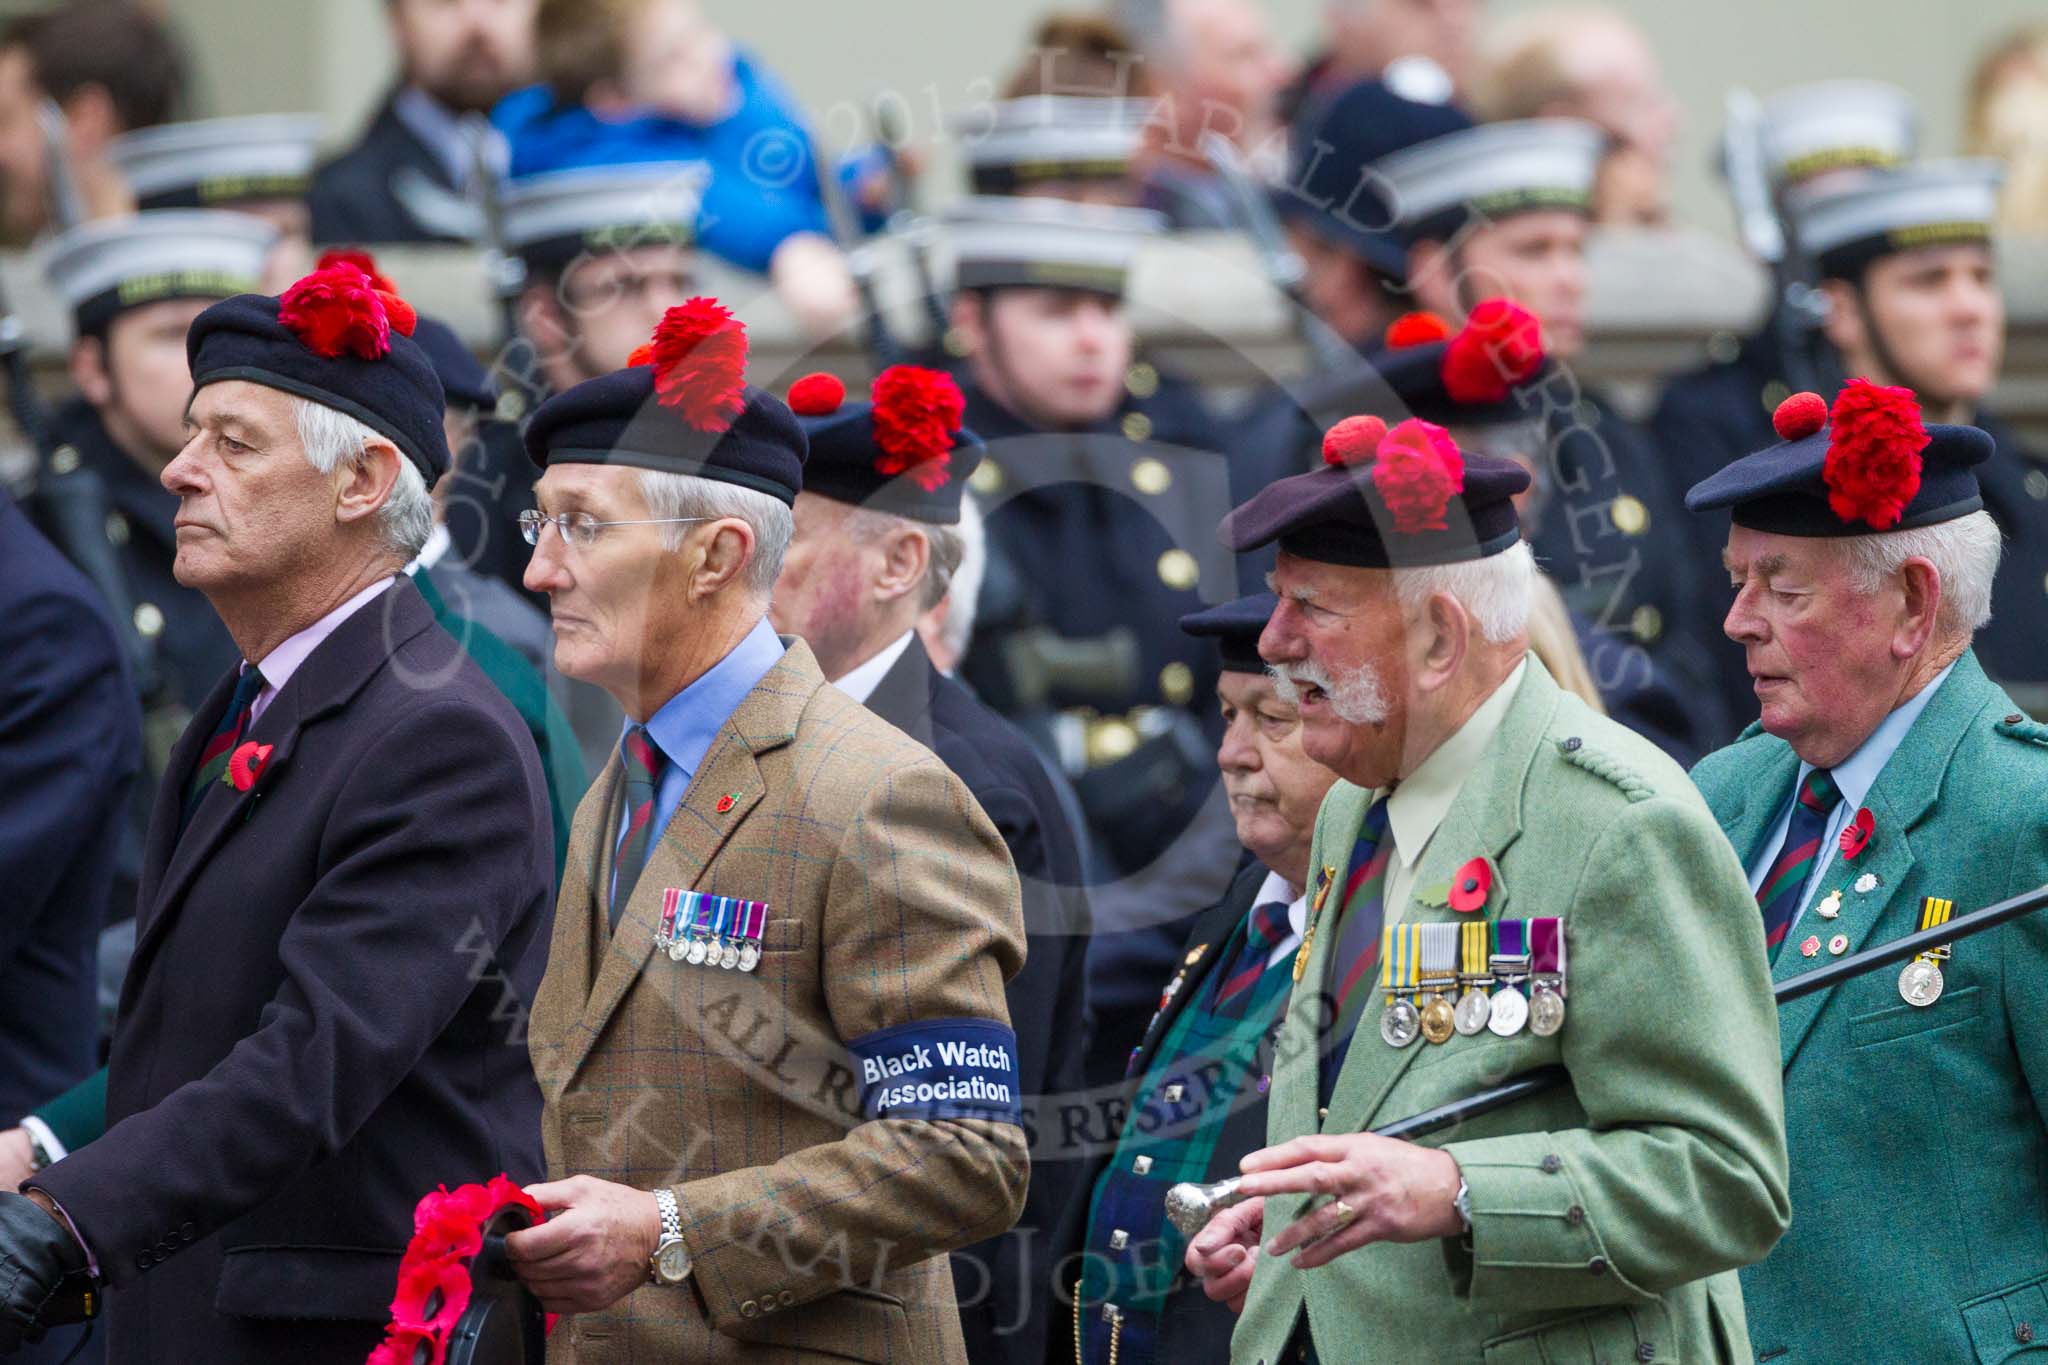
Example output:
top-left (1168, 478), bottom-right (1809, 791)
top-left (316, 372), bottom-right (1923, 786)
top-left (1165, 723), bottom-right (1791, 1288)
top-left (1164, 1175), bottom-right (1245, 1238)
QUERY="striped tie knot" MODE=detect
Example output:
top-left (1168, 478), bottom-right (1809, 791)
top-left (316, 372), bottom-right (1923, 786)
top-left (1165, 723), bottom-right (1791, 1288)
top-left (1798, 767), bottom-right (1840, 815)
top-left (1211, 899), bottom-right (1296, 1016)
top-left (610, 726), bottom-right (666, 930)
top-left (181, 663), bottom-right (266, 836)
top-left (1246, 900), bottom-right (1293, 953)
top-left (624, 728), bottom-right (660, 786)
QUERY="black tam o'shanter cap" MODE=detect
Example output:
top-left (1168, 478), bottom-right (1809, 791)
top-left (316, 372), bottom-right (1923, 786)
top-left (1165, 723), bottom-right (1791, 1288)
top-left (1180, 593), bottom-right (1278, 674)
top-left (1685, 380), bottom-right (1991, 536)
top-left (1223, 413), bottom-right (1529, 568)
top-left (186, 260), bottom-right (449, 488)
top-left (782, 366), bottom-right (983, 524)
top-left (522, 298), bottom-right (807, 504)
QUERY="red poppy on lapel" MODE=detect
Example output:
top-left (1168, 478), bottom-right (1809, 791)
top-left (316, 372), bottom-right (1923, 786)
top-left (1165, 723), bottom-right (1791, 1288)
top-left (1839, 807), bottom-right (1875, 859)
top-left (225, 740), bottom-right (273, 793)
top-left (716, 793), bottom-right (737, 813)
top-left (1448, 856), bottom-right (1493, 913)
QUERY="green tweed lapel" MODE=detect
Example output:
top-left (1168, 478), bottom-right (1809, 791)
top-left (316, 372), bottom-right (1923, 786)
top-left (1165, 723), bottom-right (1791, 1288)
top-left (1708, 743), bottom-right (1802, 877)
top-left (1267, 782), bottom-right (1372, 1146)
top-left (1324, 659), bottom-right (1556, 1136)
top-left (1772, 651), bottom-right (1994, 1069)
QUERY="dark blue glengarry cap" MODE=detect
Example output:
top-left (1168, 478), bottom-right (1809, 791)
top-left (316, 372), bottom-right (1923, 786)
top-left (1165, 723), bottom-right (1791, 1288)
top-left (1376, 118), bottom-right (1605, 245)
top-left (785, 368), bottom-right (983, 524)
top-left (187, 265), bottom-right (449, 489)
top-left (1179, 593), bottom-right (1277, 674)
top-left (501, 163), bottom-right (706, 276)
top-left (410, 315), bottom-right (497, 412)
top-left (1685, 381), bottom-right (1992, 536)
top-left (1223, 416), bottom-right (1529, 568)
top-left (523, 298), bottom-right (806, 504)
top-left (42, 209), bottom-right (276, 334)
top-left (1757, 80), bottom-right (1917, 191)
top-left (1272, 75), bottom-right (1470, 278)
top-left (945, 195), bottom-right (1165, 297)
top-left (957, 96), bottom-right (1151, 196)
top-left (1787, 158), bottom-right (2003, 282)
top-left (108, 114), bottom-right (323, 210)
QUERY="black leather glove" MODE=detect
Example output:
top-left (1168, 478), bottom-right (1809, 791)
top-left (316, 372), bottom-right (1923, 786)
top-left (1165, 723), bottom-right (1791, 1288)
top-left (0, 1190), bottom-right (90, 1353)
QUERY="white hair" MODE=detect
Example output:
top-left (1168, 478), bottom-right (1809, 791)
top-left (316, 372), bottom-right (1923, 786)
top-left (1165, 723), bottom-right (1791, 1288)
top-left (293, 398), bottom-right (432, 559)
top-left (939, 494), bottom-right (989, 657)
top-left (1837, 509), bottom-right (2002, 637)
top-left (1394, 539), bottom-right (1535, 643)
top-left (840, 505), bottom-right (967, 613)
top-left (636, 469), bottom-right (793, 597)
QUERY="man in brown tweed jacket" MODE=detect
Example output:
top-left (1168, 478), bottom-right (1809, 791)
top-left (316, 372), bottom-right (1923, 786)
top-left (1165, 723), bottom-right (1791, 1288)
top-left (503, 303), bottom-right (1031, 1363)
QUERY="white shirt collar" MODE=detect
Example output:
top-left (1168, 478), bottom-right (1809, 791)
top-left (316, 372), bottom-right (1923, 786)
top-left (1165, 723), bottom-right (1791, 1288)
top-left (831, 630), bottom-right (917, 705)
top-left (1255, 867), bottom-right (1312, 968)
top-left (405, 522), bottom-right (452, 575)
top-left (248, 576), bottom-right (396, 725)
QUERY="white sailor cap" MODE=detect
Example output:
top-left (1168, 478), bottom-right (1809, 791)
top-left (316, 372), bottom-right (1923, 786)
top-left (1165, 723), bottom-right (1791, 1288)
top-left (500, 163), bottom-right (707, 273)
top-left (42, 209), bottom-right (277, 332)
top-left (1787, 158), bottom-right (2003, 278)
top-left (944, 195), bottom-right (1165, 296)
top-left (956, 97), bottom-right (1151, 195)
top-left (108, 115), bottom-right (323, 211)
top-left (1759, 81), bottom-right (1917, 191)
top-left (1373, 118), bottom-right (1605, 243)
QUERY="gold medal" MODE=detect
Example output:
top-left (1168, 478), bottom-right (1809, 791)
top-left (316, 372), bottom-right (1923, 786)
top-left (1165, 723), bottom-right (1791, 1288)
top-left (1294, 863), bottom-right (1337, 983)
top-left (1420, 996), bottom-right (1456, 1044)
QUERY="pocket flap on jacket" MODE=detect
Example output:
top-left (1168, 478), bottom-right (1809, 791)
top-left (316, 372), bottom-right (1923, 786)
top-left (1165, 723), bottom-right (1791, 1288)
top-left (1961, 1269), bottom-right (2048, 1362)
top-left (214, 1244), bottom-right (402, 1322)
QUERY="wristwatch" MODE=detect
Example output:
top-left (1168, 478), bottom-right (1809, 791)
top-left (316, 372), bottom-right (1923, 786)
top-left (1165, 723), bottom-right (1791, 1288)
top-left (1453, 1176), bottom-right (1471, 1233)
top-left (649, 1188), bottom-right (692, 1286)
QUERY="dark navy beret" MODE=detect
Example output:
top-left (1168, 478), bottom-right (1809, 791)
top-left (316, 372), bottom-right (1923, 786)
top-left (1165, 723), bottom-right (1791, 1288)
top-left (1273, 77), bottom-right (1469, 277)
top-left (1180, 593), bottom-right (1277, 674)
top-left (1686, 383), bottom-right (1992, 537)
top-left (187, 281), bottom-right (449, 489)
top-left (1223, 427), bottom-right (1529, 569)
top-left (523, 369), bottom-right (807, 504)
top-left (1363, 302), bottom-right (1553, 429)
top-left (410, 315), bottom-right (497, 412)
top-left (788, 370), bottom-right (983, 525)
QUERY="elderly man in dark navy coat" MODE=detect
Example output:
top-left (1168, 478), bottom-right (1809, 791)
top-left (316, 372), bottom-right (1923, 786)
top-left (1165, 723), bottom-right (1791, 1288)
top-left (0, 258), bottom-right (554, 1362)
top-left (769, 366), bottom-right (1091, 1365)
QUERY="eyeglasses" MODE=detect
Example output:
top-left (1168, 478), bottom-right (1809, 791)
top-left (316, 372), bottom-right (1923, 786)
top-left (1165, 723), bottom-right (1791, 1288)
top-left (517, 509), bottom-right (712, 551)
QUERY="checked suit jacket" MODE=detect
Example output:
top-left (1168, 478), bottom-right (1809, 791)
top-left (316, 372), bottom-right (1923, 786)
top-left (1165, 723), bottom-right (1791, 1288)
top-left (528, 636), bottom-right (1030, 1364)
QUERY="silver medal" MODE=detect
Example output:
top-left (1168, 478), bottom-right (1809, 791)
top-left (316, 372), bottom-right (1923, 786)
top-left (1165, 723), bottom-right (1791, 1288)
top-left (667, 939), bottom-right (687, 962)
top-left (1529, 984), bottom-right (1566, 1037)
top-left (720, 941), bottom-right (740, 970)
top-left (1899, 958), bottom-right (1945, 1007)
top-left (738, 942), bottom-right (761, 972)
top-left (686, 937), bottom-right (708, 965)
top-left (1453, 988), bottom-right (1491, 1036)
top-left (1487, 987), bottom-right (1529, 1037)
top-left (1380, 998), bottom-right (1421, 1048)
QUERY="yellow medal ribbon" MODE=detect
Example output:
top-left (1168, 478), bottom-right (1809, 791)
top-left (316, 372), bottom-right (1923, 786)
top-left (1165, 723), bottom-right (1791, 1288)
top-left (1914, 896), bottom-right (1955, 962)
top-left (1460, 920), bottom-right (1490, 979)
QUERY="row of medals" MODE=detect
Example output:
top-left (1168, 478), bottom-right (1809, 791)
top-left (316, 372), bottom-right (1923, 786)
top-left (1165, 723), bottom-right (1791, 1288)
top-left (1381, 954), bottom-right (1563, 1048)
top-left (665, 931), bottom-right (761, 972)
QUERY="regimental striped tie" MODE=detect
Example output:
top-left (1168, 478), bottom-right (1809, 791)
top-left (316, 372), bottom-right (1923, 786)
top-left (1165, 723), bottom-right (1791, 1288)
top-left (179, 664), bottom-right (265, 838)
top-left (1756, 767), bottom-right (1841, 962)
top-left (610, 726), bottom-right (664, 930)
top-left (1209, 900), bottom-right (1294, 1019)
top-left (1323, 797), bottom-right (1393, 1052)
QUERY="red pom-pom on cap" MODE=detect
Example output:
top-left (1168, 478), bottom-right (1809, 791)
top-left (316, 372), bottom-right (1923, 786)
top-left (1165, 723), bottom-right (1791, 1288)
top-left (1822, 377), bottom-right (1927, 530)
top-left (278, 263), bottom-right (394, 360)
top-left (1440, 298), bottom-right (1544, 404)
top-left (310, 249), bottom-right (416, 338)
top-left (1384, 312), bottom-right (1452, 349)
top-left (645, 298), bottom-right (750, 433)
top-left (1773, 391), bottom-right (1829, 441)
top-left (871, 364), bottom-right (965, 492)
top-left (1371, 418), bottom-right (1465, 534)
top-left (1322, 414), bottom-right (1387, 466)
top-left (787, 372), bottom-right (846, 416)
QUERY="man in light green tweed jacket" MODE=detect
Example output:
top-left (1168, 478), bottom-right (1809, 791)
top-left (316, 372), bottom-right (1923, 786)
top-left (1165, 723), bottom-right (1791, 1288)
top-left (1687, 387), bottom-right (2048, 1362)
top-left (1188, 410), bottom-right (1790, 1363)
